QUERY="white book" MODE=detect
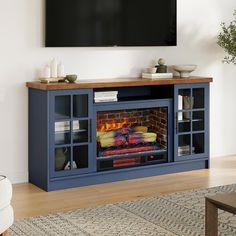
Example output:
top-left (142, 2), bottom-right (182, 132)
top-left (55, 126), bottom-right (83, 132)
top-left (142, 73), bottom-right (173, 79)
top-left (178, 95), bottom-right (183, 120)
top-left (55, 121), bottom-right (70, 132)
top-left (94, 98), bottom-right (118, 103)
top-left (178, 95), bottom-right (183, 110)
top-left (94, 91), bottom-right (118, 98)
top-left (55, 127), bottom-right (70, 132)
top-left (95, 97), bottom-right (118, 101)
top-left (55, 121), bottom-right (70, 126)
top-left (72, 121), bottom-right (80, 130)
top-left (95, 91), bottom-right (118, 95)
top-left (95, 95), bottom-right (118, 99)
top-left (55, 121), bottom-right (80, 132)
top-left (94, 95), bottom-right (117, 100)
top-left (55, 122), bottom-right (70, 128)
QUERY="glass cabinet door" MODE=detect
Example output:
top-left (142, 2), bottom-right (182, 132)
top-left (55, 147), bottom-right (71, 172)
top-left (50, 89), bottom-right (94, 177)
top-left (55, 95), bottom-right (70, 120)
top-left (73, 94), bottom-right (88, 118)
top-left (54, 96), bottom-right (71, 146)
top-left (55, 121), bottom-right (71, 145)
top-left (72, 120), bottom-right (89, 143)
top-left (175, 84), bottom-right (209, 161)
top-left (73, 146), bottom-right (89, 170)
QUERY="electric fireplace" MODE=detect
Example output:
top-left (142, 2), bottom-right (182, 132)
top-left (94, 99), bottom-right (172, 171)
top-left (27, 77), bottom-right (211, 191)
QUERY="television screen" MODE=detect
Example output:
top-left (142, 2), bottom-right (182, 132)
top-left (46, 0), bottom-right (176, 47)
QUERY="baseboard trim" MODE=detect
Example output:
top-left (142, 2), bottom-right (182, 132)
top-left (3, 171), bottom-right (28, 184)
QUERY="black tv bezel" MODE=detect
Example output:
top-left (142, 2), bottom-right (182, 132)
top-left (45, 0), bottom-right (177, 47)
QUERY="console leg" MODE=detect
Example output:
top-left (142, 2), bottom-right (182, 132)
top-left (205, 199), bottom-right (218, 236)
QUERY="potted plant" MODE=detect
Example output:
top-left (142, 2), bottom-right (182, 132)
top-left (217, 10), bottom-right (236, 64)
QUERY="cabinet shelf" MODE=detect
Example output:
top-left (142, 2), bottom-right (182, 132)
top-left (72, 117), bottom-right (89, 121)
top-left (178, 108), bottom-right (205, 112)
top-left (178, 118), bottom-right (203, 123)
top-left (55, 130), bottom-right (70, 134)
top-left (54, 144), bottom-right (72, 148)
top-left (177, 130), bottom-right (205, 135)
top-left (55, 115), bottom-right (71, 121)
top-left (72, 129), bottom-right (87, 133)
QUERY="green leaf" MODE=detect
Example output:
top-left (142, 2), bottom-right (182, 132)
top-left (217, 10), bottom-right (236, 64)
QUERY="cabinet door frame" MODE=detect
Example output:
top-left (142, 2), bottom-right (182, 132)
top-left (49, 89), bottom-right (95, 178)
top-left (174, 83), bottom-right (209, 162)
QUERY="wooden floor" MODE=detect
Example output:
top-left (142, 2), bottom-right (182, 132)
top-left (12, 156), bottom-right (236, 220)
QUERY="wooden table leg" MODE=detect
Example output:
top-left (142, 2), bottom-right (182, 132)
top-left (205, 199), bottom-right (218, 236)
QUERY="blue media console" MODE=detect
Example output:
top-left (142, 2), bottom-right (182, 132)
top-left (27, 77), bottom-right (212, 191)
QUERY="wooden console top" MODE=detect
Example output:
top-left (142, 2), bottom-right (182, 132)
top-left (26, 76), bottom-right (213, 90)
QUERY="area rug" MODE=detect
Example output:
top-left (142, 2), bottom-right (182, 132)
top-left (9, 184), bottom-right (236, 236)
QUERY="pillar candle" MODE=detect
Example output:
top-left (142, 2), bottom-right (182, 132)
top-left (58, 63), bottom-right (65, 77)
top-left (50, 58), bottom-right (58, 78)
top-left (43, 64), bottom-right (51, 78)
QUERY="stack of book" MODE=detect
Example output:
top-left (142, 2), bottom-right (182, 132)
top-left (55, 121), bottom-right (70, 132)
top-left (178, 146), bottom-right (195, 156)
top-left (142, 72), bottom-right (173, 79)
top-left (94, 91), bottom-right (118, 103)
top-left (55, 121), bottom-right (80, 132)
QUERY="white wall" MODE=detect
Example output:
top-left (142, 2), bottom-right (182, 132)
top-left (0, 0), bottom-right (236, 183)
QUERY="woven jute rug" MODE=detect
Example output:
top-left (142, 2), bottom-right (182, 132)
top-left (9, 184), bottom-right (236, 236)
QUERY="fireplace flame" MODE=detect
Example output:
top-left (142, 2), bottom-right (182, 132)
top-left (99, 121), bottom-right (127, 132)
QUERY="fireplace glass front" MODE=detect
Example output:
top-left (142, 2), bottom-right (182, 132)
top-left (96, 107), bottom-right (169, 171)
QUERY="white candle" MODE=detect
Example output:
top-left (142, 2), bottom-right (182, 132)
top-left (43, 64), bottom-right (51, 78)
top-left (50, 58), bottom-right (57, 78)
top-left (58, 62), bottom-right (65, 77)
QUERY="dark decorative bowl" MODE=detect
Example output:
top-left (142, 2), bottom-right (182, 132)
top-left (65, 74), bottom-right (77, 83)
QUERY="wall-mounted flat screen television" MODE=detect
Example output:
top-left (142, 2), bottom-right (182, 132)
top-left (46, 0), bottom-right (177, 47)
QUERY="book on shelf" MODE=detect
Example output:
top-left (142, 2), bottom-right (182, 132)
top-left (72, 121), bottom-right (80, 131)
top-left (55, 121), bottom-right (80, 132)
top-left (142, 73), bottom-right (173, 79)
top-left (178, 95), bottom-right (183, 120)
top-left (94, 91), bottom-right (118, 98)
top-left (55, 121), bottom-right (70, 132)
top-left (94, 90), bottom-right (118, 103)
top-left (55, 127), bottom-right (84, 132)
top-left (55, 121), bottom-right (70, 127)
top-left (94, 98), bottom-right (118, 103)
top-left (178, 146), bottom-right (195, 156)
top-left (55, 127), bottom-right (70, 132)
top-left (94, 95), bottom-right (117, 99)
